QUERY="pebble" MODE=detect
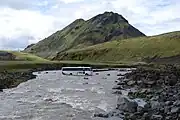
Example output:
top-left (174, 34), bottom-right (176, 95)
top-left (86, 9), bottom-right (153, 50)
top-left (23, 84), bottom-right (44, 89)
top-left (151, 114), bottom-right (163, 120)
top-left (171, 107), bottom-right (180, 114)
top-left (94, 113), bottom-right (109, 118)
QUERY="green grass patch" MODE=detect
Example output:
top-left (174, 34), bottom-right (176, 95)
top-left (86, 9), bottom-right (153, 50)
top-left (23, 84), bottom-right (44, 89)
top-left (10, 51), bottom-right (49, 62)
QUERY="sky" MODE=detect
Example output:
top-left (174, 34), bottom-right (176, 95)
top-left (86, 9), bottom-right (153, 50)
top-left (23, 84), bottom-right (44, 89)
top-left (0, 0), bottom-right (179, 50)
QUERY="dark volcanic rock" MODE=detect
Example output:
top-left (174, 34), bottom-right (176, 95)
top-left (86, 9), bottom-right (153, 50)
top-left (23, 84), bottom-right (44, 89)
top-left (94, 113), bottom-right (109, 118)
top-left (113, 65), bottom-right (180, 120)
top-left (0, 71), bottom-right (36, 89)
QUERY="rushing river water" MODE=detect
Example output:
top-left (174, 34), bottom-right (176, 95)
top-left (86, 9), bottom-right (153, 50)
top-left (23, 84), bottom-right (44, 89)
top-left (0, 70), bottom-right (128, 120)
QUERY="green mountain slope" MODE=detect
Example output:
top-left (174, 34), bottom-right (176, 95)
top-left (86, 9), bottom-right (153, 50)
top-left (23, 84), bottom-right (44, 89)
top-left (0, 51), bottom-right (48, 62)
top-left (53, 31), bottom-right (180, 64)
top-left (24, 12), bottom-right (145, 59)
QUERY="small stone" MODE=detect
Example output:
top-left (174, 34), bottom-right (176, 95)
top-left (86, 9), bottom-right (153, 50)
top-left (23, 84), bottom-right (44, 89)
top-left (168, 79), bottom-right (177, 86)
top-left (143, 103), bottom-right (151, 112)
top-left (165, 101), bottom-right (173, 106)
top-left (35, 95), bottom-right (42, 97)
top-left (117, 73), bottom-right (123, 76)
top-left (83, 82), bottom-right (88, 85)
top-left (95, 73), bottom-right (99, 75)
top-left (139, 89), bottom-right (148, 94)
top-left (137, 80), bottom-right (142, 84)
top-left (44, 98), bottom-right (53, 102)
top-left (112, 85), bottom-right (122, 90)
top-left (150, 96), bottom-right (159, 101)
top-left (137, 106), bottom-right (145, 115)
top-left (128, 113), bottom-right (137, 119)
top-left (83, 77), bottom-right (88, 80)
top-left (164, 106), bottom-right (170, 114)
top-left (94, 113), bottom-right (109, 118)
top-left (142, 112), bottom-right (150, 120)
top-left (173, 100), bottom-right (180, 106)
top-left (113, 91), bottom-right (122, 94)
top-left (127, 80), bottom-right (136, 86)
top-left (165, 116), bottom-right (171, 120)
top-left (117, 77), bottom-right (124, 80)
top-left (117, 81), bottom-right (125, 85)
top-left (144, 80), bottom-right (156, 85)
top-left (151, 114), bottom-right (163, 120)
top-left (171, 107), bottom-right (180, 114)
top-left (151, 101), bottom-right (161, 110)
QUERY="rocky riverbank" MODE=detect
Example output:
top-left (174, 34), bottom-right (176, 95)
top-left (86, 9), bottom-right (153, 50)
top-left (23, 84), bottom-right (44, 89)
top-left (0, 70), bottom-right (36, 92)
top-left (94, 65), bottom-right (180, 120)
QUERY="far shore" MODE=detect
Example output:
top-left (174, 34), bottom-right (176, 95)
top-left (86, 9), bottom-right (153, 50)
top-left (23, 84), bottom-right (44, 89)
top-left (0, 60), bottom-right (149, 72)
top-left (0, 60), bottom-right (176, 92)
top-left (0, 60), bottom-right (147, 91)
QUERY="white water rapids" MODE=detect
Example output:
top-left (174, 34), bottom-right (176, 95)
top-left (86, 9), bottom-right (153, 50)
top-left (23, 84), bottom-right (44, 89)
top-left (0, 70), bottom-right (131, 120)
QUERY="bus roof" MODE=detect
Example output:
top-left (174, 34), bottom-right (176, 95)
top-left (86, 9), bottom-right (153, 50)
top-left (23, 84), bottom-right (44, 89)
top-left (62, 67), bottom-right (91, 69)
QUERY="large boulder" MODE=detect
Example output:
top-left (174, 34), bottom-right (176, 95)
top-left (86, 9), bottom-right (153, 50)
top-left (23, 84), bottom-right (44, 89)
top-left (117, 96), bottom-right (138, 113)
top-left (0, 51), bottom-right (16, 60)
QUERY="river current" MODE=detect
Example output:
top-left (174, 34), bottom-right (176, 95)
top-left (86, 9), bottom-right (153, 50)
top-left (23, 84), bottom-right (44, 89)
top-left (0, 70), bottom-right (128, 120)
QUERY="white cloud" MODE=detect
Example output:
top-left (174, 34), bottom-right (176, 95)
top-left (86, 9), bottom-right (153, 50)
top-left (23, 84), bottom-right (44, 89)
top-left (0, 7), bottom-right (57, 49)
top-left (0, 0), bottom-right (179, 49)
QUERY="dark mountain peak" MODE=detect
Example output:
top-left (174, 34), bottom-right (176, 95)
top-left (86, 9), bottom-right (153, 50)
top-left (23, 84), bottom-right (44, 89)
top-left (24, 11), bottom-right (145, 59)
top-left (90, 11), bottom-right (128, 25)
top-left (73, 18), bottom-right (85, 23)
top-left (63, 18), bottom-right (85, 31)
top-left (69, 18), bottom-right (85, 27)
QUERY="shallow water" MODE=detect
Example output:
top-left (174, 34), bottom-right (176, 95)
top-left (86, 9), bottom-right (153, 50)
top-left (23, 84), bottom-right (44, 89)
top-left (0, 70), bottom-right (128, 120)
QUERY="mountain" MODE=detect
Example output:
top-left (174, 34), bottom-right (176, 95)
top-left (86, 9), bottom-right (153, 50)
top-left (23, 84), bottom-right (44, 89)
top-left (53, 31), bottom-right (180, 64)
top-left (24, 12), bottom-right (145, 59)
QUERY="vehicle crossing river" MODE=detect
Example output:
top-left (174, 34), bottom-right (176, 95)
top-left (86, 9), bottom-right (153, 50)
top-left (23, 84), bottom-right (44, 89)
top-left (0, 70), bottom-right (128, 120)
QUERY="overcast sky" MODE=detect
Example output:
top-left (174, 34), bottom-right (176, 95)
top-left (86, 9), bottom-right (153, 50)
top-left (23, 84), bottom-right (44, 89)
top-left (0, 0), bottom-right (179, 50)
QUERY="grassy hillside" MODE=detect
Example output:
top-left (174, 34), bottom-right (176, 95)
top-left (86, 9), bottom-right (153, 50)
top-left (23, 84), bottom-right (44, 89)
top-left (11, 51), bottom-right (49, 62)
top-left (24, 12), bottom-right (145, 59)
top-left (0, 51), bottom-right (52, 71)
top-left (0, 51), bottom-right (135, 71)
top-left (2, 51), bottom-right (49, 62)
top-left (53, 31), bottom-right (180, 64)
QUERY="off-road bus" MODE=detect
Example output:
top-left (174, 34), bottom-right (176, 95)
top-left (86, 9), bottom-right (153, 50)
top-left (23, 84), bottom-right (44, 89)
top-left (61, 67), bottom-right (93, 76)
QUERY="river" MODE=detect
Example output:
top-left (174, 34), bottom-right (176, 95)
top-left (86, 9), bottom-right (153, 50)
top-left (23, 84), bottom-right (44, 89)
top-left (0, 70), bottom-right (128, 120)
